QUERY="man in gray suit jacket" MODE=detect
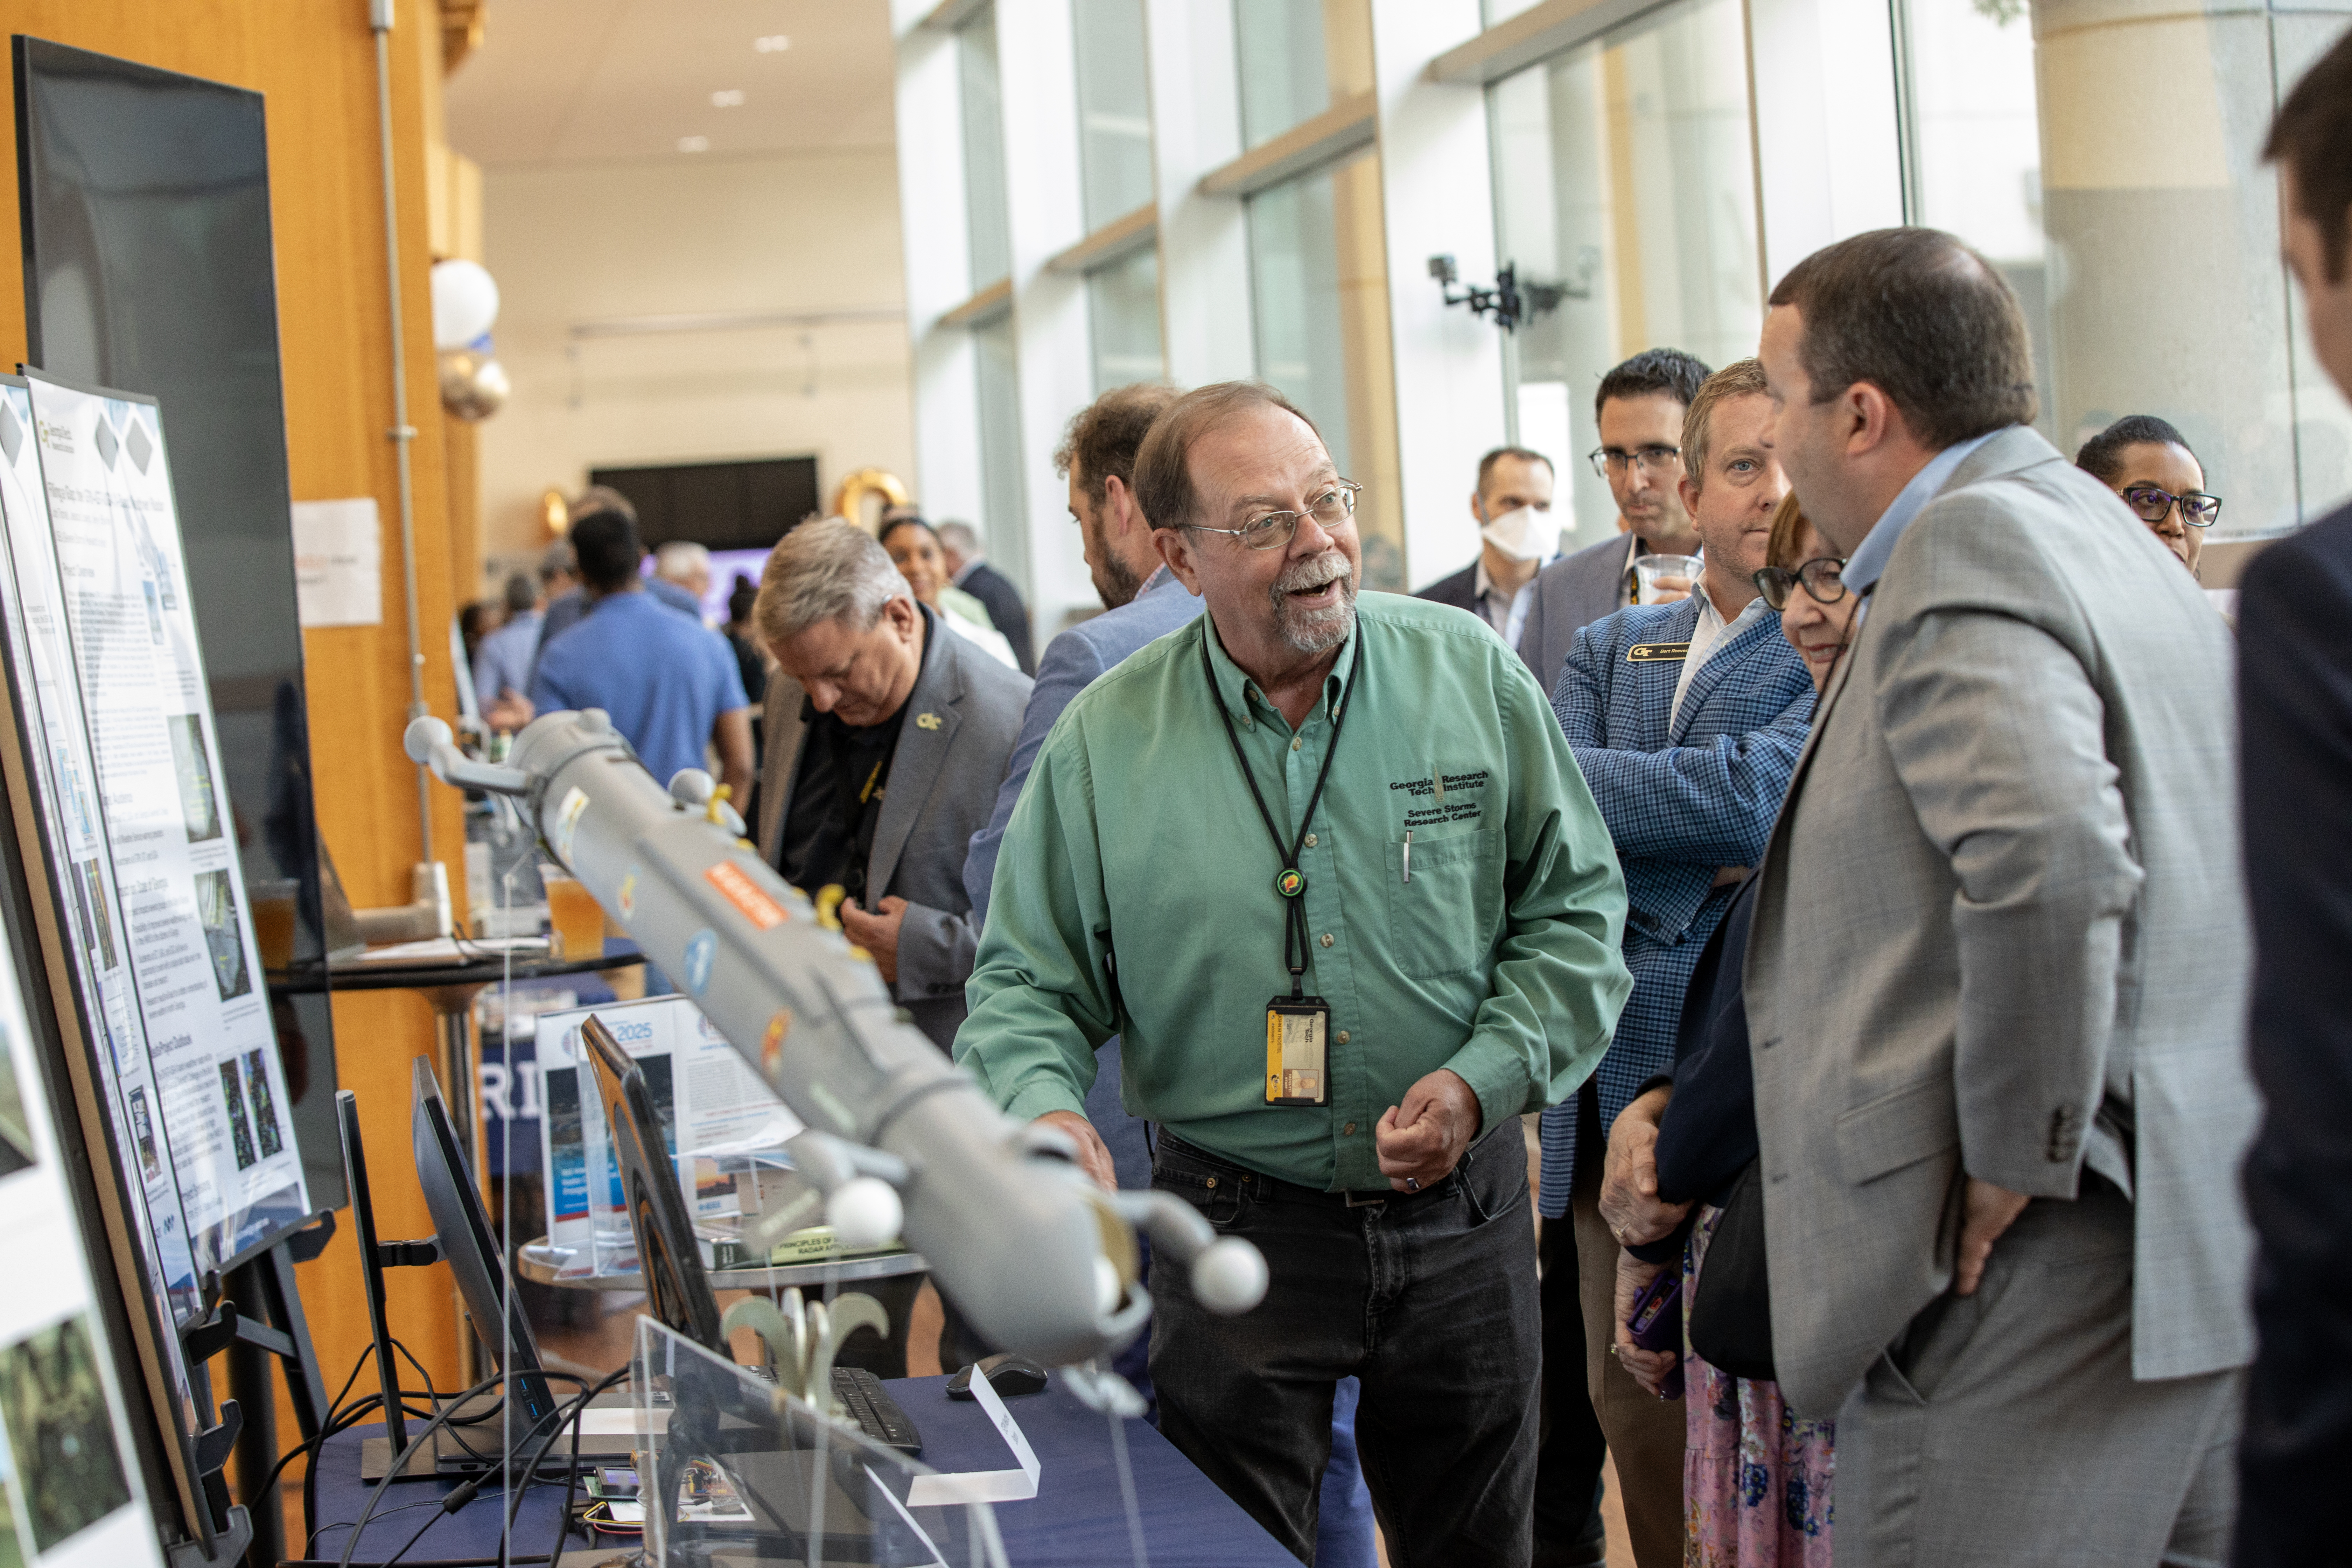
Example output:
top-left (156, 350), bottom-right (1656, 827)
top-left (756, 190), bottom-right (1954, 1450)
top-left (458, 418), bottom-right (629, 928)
top-left (751, 519), bottom-right (1031, 1051)
top-left (1745, 229), bottom-right (2253, 1563)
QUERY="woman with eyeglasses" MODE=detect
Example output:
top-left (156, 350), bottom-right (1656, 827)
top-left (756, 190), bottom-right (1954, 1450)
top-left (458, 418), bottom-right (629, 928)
top-left (1749, 494), bottom-right (1860, 692)
top-left (2073, 414), bottom-right (2222, 577)
top-left (1599, 494), bottom-right (1846, 1564)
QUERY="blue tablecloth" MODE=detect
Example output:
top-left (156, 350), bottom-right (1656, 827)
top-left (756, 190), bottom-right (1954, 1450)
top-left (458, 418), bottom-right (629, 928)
top-left (306, 1372), bottom-right (1292, 1566)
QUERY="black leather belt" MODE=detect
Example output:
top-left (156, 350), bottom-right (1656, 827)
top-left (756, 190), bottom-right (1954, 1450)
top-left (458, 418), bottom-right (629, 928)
top-left (1153, 1129), bottom-right (1473, 1210)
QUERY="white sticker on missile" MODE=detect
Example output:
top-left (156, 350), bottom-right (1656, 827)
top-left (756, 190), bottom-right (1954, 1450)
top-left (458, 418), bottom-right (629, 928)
top-left (553, 786), bottom-right (589, 862)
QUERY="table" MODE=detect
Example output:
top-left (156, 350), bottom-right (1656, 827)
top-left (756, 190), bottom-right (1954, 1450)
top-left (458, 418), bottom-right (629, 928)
top-left (517, 1240), bottom-right (931, 1295)
top-left (307, 1373), bottom-right (1292, 1567)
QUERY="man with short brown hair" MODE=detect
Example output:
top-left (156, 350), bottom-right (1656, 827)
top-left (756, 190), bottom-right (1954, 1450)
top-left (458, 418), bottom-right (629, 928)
top-left (1516, 348), bottom-right (1712, 697)
top-left (1743, 227), bottom-right (2253, 1563)
top-left (957, 380), bottom-right (1631, 1565)
top-left (966, 380), bottom-right (1196, 1168)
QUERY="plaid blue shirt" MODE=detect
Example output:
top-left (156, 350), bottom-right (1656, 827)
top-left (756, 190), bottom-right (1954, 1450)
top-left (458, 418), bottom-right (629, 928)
top-left (1538, 596), bottom-right (1815, 1214)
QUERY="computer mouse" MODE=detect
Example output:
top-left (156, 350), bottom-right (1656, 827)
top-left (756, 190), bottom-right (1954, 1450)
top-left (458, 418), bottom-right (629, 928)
top-left (946, 1352), bottom-right (1049, 1399)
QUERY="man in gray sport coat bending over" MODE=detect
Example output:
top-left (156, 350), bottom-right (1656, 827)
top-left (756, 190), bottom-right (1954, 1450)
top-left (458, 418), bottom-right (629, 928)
top-left (1746, 229), bottom-right (2254, 1563)
top-left (753, 519), bottom-right (1031, 1052)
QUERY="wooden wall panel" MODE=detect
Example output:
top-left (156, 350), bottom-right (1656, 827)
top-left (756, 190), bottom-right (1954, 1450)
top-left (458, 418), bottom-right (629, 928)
top-left (0, 0), bottom-right (472, 1451)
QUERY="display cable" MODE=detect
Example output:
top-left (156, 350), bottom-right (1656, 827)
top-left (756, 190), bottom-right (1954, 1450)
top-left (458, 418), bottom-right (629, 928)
top-left (497, 858), bottom-right (519, 1568)
top-left (332, 1366), bottom-right (593, 1568)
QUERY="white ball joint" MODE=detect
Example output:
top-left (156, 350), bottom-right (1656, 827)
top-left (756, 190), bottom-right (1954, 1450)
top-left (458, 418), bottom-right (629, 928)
top-left (1191, 1238), bottom-right (1269, 1315)
top-left (825, 1176), bottom-right (903, 1251)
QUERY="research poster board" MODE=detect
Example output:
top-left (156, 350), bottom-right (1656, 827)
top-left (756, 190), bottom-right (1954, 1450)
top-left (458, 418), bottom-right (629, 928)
top-left (0, 377), bottom-right (209, 1487)
top-left (15, 373), bottom-right (309, 1276)
top-left (0, 783), bottom-right (169, 1568)
top-left (0, 381), bottom-right (203, 1327)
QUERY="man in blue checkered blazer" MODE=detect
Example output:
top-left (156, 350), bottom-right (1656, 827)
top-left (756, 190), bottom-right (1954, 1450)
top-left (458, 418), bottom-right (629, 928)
top-left (1536, 360), bottom-right (1816, 1567)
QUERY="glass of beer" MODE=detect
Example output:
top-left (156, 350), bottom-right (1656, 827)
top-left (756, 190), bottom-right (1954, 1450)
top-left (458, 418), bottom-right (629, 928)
top-left (1633, 553), bottom-right (1704, 605)
top-left (250, 879), bottom-right (299, 971)
top-left (541, 868), bottom-right (603, 960)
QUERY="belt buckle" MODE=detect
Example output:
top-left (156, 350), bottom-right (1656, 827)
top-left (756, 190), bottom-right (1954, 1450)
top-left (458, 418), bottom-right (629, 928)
top-left (1344, 1189), bottom-right (1387, 1209)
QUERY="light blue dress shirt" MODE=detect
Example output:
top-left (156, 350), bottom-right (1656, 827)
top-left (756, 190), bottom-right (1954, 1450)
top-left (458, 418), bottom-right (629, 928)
top-left (1844, 427), bottom-right (2005, 596)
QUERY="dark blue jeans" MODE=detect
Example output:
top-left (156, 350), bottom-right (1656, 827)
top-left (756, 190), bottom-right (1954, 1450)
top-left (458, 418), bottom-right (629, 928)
top-left (1148, 1127), bottom-right (1541, 1567)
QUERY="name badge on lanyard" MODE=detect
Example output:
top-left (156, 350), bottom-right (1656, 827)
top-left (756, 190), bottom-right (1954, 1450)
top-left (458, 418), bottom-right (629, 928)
top-left (1200, 634), bottom-right (1357, 1110)
top-left (1266, 997), bottom-right (1330, 1106)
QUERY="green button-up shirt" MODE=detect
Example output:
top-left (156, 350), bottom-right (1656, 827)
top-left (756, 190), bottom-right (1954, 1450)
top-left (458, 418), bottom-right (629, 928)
top-left (955, 591), bottom-right (1632, 1191)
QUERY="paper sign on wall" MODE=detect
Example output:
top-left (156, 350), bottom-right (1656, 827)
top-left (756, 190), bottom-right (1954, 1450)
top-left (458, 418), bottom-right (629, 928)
top-left (290, 497), bottom-right (382, 626)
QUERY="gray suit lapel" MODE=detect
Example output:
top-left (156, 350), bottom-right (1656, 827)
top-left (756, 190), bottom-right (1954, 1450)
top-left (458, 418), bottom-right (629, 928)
top-left (758, 673), bottom-right (808, 864)
top-left (867, 626), bottom-right (966, 897)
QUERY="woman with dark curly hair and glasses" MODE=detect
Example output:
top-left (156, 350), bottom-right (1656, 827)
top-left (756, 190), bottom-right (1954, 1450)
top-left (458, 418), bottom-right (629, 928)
top-left (2074, 414), bottom-right (2222, 578)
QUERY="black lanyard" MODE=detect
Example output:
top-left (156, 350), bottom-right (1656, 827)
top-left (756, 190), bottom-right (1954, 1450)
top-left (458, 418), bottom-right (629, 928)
top-left (1199, 629), bottom-right (1359, 999)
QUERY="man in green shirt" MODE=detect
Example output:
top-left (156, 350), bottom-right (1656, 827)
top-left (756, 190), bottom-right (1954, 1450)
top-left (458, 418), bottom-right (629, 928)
top-left (957, 381), bottom-right (1631, 1566)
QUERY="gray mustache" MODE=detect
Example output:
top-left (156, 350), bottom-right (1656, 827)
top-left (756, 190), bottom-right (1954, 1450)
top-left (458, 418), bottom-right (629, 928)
top-left (1275, 552), bottom-right (1352, 594)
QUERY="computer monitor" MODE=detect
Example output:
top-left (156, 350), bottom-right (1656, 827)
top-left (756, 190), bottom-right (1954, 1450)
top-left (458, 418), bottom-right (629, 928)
top-left (578, 1015), bottom-right (726, 1355)
top-left (410, 1058), bottom-right (564, 1434)
top-left (336, 1090), bottom-right (414, 1457)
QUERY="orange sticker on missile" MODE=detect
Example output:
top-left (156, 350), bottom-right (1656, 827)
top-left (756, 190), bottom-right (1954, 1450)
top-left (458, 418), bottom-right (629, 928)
top-left (705, 860), bottom-right (787, 931)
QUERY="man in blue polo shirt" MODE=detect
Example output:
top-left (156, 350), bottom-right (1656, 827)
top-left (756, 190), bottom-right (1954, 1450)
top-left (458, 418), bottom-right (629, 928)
top-left (532, 509), bottom-right (752, 799)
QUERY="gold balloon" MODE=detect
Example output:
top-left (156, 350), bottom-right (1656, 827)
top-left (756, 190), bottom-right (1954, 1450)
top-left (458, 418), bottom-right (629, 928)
top-left (438, 348), bottom-right (510, 420)
top-left (830, 467), bottom-right (911, 531)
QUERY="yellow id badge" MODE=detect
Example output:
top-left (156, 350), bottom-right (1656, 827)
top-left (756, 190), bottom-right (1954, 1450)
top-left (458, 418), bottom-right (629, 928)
top-left (1265, 997), bottom-right (1330, 1106)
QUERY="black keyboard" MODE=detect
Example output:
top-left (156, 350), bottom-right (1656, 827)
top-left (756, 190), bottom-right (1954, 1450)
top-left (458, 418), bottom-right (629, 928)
top-left (832, 1366), bottom-right (922, 1455)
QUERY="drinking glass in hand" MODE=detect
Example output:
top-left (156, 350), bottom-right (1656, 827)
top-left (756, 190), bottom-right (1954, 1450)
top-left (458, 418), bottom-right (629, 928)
top-left (1634, 553), bottom-right (1702, 605)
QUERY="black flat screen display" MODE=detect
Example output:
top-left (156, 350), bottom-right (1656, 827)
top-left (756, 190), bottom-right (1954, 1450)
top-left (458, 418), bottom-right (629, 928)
top-left (15, 36), bottom-right (341, 1227)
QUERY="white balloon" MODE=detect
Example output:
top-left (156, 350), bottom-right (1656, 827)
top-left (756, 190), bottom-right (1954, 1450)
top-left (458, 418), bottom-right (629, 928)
top-left (430, 258), bottom-right (500, 349)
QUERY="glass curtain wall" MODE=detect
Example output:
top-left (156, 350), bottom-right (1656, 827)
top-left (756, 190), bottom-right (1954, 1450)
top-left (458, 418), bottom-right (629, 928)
top-left (973, 312), bottom-right (1030, 587)
top-left (1896, 0), bottom-right (2054, 445)
top-left (1900, 0), bottom-right (2351, 539)
top-left (1488, 0), bottom-right (1763, 552)
top-left (1239, 1), bottom-right (1403, 587)
top-left (1074, 0), bottom-right (1156, 227)
top-left (1089, 246), bottom-right (1164, 391)
top-left (960, 4), bottom-right (1011, 293)
top-left (1074, 0), bottom-right (1164, 389)
top-left (1237, 0), bottom-right (1350, 145)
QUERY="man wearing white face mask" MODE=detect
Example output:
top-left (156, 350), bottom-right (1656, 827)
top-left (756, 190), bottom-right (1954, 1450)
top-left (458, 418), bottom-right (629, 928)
top-left (1414, 447), bottom-right (1560, 645)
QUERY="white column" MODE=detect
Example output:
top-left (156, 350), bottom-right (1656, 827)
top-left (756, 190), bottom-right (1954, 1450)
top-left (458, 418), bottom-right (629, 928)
top-left (995, 0), bottom-right (1096, 635)
top-left (1746, 0), bottom-right (1906, 285)
top-left (894, 11), bottom-right (985, 524)
top-left (1369, 0), bottom-right (1507, 590)
top-left (1147, 0), bottom-right (1255, 389)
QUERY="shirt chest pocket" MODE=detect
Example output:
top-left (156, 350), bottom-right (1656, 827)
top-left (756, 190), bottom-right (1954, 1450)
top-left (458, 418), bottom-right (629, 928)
top-left (1382, 828), bottom-right (1503, 980)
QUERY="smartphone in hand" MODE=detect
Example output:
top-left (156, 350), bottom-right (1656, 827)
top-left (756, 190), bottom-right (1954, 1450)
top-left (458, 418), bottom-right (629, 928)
top-left (1624, 1269), bottom-right (1684, 1400)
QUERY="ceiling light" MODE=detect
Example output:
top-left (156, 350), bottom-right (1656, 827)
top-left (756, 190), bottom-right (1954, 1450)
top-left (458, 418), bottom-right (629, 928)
top-left (678, 135), bottom-right (710, 153)
top-left (711, 89), bottom-right (746, 107)
top-left (754, 34), bottom-right (791, 52)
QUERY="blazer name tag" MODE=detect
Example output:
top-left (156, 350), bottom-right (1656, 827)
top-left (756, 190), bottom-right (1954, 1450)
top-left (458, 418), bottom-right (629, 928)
top-left (1626, 642), bottom-right (1691, 663)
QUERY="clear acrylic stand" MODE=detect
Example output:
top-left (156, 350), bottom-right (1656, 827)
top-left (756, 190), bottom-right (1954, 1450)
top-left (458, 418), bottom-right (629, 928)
top-left (632, 1317), bottom-right (1008, 1567)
